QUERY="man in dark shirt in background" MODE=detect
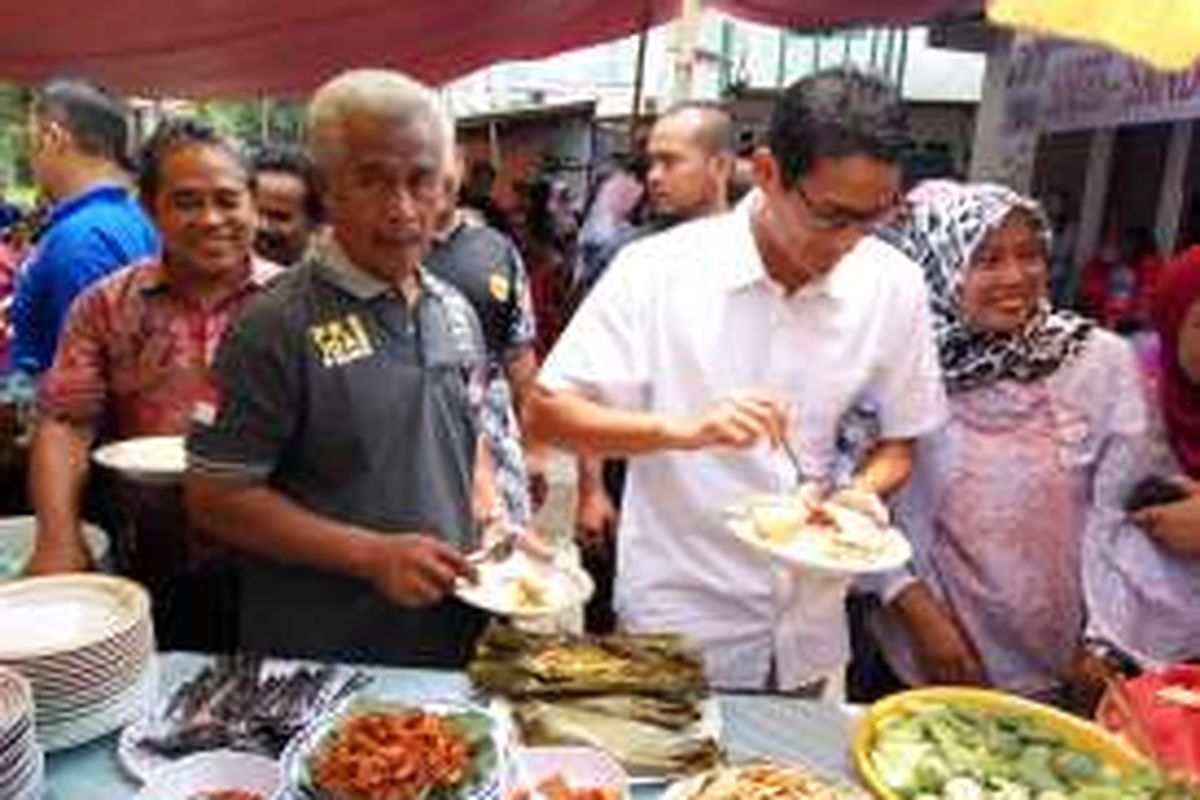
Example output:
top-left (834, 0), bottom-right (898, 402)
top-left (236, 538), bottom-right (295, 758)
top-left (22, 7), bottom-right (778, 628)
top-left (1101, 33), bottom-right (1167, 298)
top-left (460, 159), bottom-right (514, 239)
top-left (251, 145), bottom-right (322, 267)
top-left (427, 152), bottom-right (544, 522)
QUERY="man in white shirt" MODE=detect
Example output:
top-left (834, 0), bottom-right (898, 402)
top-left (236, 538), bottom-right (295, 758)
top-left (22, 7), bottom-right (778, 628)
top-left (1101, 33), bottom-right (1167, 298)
top-left (527, 69), bottom-right (945, 692)
top-left (575, 101), bottom-right (737, 632)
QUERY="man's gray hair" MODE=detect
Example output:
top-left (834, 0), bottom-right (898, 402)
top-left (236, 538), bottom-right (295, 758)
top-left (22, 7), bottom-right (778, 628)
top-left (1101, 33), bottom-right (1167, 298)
top-left (307, 69), bottom-right (453, 170)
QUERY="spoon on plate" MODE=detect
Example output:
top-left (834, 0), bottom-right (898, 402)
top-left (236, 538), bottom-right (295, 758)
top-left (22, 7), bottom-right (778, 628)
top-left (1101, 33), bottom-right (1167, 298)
top-left (467, 525), bottom-right (516, 565)
top-left (776, 436), bottom-right (808, 490)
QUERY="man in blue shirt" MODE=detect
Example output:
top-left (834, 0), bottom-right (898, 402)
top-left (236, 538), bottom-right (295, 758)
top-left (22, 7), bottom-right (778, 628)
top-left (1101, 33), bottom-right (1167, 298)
top-left (12, 78), bottom-right (159, 375)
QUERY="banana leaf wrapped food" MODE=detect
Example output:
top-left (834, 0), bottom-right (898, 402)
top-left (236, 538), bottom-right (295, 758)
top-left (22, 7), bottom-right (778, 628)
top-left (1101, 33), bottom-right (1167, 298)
top-left (468, 622), bottom-right (707, 698)
top-left (469, 622), bottom-right (721, 779)
top-left (512, 695), bottom-right (722, 778)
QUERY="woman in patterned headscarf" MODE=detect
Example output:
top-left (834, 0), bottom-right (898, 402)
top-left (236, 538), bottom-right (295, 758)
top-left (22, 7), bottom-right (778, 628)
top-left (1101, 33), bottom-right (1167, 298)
top-left (869, 180), bottom-right (1149, 706)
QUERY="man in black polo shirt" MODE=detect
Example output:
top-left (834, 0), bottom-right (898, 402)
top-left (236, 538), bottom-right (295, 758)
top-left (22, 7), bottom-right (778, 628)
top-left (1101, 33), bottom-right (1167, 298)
top-left (426, 153), bottom-right (542, 524)
top-left (184, 69), bottom-right (496, 667)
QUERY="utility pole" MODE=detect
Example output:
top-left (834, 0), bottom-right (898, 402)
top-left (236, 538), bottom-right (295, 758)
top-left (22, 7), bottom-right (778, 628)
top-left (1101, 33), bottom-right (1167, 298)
top-left (259, 96), bottom-right (271, 145)
top-left (671, 0), bottom-right (703, 102)
top-left (776, 29), bottom-right (789, 87)
top-left (630, 0), bottom-right (653, 150)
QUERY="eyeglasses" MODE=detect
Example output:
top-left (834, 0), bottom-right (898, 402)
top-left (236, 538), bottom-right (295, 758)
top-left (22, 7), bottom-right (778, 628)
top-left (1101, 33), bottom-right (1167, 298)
top-left (794, 182), bottom-right (907, 233)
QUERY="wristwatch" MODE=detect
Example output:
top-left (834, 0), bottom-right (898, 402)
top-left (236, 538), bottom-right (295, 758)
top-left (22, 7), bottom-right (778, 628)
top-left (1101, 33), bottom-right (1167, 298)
top-left (1083, 636), bottom-right (1142, 677)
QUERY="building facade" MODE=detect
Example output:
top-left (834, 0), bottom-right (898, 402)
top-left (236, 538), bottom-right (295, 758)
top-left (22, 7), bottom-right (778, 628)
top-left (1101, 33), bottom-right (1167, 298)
top-left (972, 34), bottom-right (1200, 275)
top-left (444, 10), bottom-right (986, 210)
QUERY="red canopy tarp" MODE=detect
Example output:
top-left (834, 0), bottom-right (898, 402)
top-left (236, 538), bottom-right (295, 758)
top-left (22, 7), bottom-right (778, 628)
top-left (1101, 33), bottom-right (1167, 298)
top-left (0, 0), bottom-right (978, 98)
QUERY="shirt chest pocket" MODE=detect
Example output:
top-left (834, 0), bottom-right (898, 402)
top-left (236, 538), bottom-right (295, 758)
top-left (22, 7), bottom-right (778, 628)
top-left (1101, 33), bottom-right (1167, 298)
top-left (109, 325), bottom-right (187, 397)
top-left (1049, 402), bottom-right (1097, 472)
top-left (417, 302), bottom-right (483, 413)
top-left (299, 308), bottom-right (401, 474)
top-left (300, 351), bottom-right (422, 481)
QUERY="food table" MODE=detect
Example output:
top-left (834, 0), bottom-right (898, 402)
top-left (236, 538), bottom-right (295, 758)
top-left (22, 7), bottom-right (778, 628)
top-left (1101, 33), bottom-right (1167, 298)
top-left (43, 651), bottom-right (861, 799)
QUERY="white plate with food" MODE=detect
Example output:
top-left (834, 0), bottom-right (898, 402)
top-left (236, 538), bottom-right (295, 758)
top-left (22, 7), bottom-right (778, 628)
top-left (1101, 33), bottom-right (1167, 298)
top-left (456, 550), bottom-right (594, 619)
top-left (133, 750), bottom-right (280, 800)
top-left (662, 762), bottom-right (868, 800)
top-left (93, 435), bottom-right (187, 483)
top-left (724, 495), bottom-right (911, 576)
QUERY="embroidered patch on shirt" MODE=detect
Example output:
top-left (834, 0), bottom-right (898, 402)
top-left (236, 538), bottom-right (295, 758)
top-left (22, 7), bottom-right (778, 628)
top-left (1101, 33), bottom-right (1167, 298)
top-left (309, 313), bottom-right (375, 367)
top-left (489, 271), bottom-right (510, 302)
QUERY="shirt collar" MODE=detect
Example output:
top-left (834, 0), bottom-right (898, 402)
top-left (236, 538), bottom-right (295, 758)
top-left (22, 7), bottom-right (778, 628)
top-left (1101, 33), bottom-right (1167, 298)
top-left (47, 182), bottom-right (131, 227)
top-left (311, 231), bottom-right (392, 300)
top-left (138, 255), bottom-right (280, 297)
top-left (432, 209), bottom-right (475, 246)
top-left (718, 193), bottom-right (770, 294)
top-left (720, 190), bottom-right (858, 302)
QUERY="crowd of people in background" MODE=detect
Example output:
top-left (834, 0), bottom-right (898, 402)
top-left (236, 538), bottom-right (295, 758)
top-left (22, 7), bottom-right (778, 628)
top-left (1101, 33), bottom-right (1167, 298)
top-left (1, 84), bottom-right (1192, 391)
top-left (0, 65), bottom-right (1195, 712)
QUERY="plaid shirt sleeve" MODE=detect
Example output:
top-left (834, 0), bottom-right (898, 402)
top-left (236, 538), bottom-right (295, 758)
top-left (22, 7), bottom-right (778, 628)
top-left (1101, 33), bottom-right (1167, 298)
top-left (35, 284), bottom-right (110, 432)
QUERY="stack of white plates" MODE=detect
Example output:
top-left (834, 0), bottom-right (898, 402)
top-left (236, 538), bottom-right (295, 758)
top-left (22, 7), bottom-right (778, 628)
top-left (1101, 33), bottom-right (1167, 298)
top-left (0, 575), bottom-right (156, 751)
top-left (0, 666), bottom-right (43, 800)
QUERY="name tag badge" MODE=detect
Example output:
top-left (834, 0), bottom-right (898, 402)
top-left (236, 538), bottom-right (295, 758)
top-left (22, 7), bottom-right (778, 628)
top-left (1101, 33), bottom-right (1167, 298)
top-left (190, 384), bottom-right (223, 427)
top-left (191, 400), bottom-right (217, 427)
top-left (1057, 417), bottom-right (1089, 446)
top-left (310, 313), bottom-right (376, 368)
top-left (1053, 406), bottom-right (1093, 468)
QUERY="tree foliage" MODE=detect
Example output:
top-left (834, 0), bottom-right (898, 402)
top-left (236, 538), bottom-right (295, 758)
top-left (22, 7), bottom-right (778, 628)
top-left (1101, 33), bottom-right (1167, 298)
top-left (0, 84), bottom-right (31, 191)
top-left (193, 98), bottom-right (306, 151)
top-left (0, 86), bottom-right (306, 199)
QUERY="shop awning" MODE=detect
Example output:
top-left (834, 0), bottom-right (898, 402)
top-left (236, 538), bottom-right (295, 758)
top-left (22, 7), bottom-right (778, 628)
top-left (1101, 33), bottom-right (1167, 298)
top-left (0, 0), bottom-right (979, 98)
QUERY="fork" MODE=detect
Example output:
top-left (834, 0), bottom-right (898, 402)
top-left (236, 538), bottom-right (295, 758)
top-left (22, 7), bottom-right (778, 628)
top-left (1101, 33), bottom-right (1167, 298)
top-left (777, 437), bottom-right (807, 489)
top-left (467, 524), bottom-right (518, 566)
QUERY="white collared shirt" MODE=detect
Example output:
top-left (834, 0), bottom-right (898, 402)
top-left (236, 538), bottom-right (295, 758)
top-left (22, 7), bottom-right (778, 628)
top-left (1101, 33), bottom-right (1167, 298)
top-left (539, 194), bottom-right (946, 689)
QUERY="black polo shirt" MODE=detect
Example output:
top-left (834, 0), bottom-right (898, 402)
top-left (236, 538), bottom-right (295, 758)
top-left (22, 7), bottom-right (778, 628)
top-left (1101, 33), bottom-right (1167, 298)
top-left (425, 216), bottom-right (533, 363)
top-left (188, 236), bottom-right (488, 666)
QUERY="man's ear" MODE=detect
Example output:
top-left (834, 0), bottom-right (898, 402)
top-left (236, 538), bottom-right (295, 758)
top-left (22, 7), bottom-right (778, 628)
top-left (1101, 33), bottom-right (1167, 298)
top-left (711, 152), bottom-right (735, 185)
top-left (39, 118), bottom-right (72, 156)
top-left (139, 186), bottom-right (161, 222)
top-left (311, 168), bottom-right (332, 206)
top-left (750, 145), bottom-right (779, 191)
